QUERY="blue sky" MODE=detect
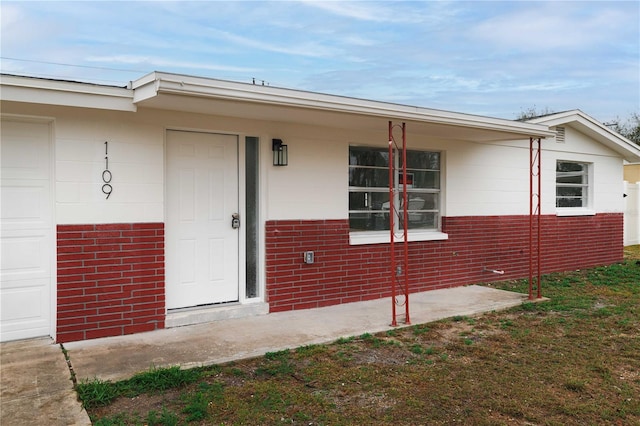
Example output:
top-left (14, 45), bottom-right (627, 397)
top-left (1, 1), bottom-right (638, 123)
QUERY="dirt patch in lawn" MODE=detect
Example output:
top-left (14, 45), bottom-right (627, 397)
top-left (81, 251), bottom-right (640, 425)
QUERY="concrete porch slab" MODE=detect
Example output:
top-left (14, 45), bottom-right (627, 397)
top-left (65, 285), bottom-right (530, 383)
top-left (1, 285), bottom-right (534, 425)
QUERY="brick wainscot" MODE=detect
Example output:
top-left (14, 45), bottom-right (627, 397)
top-left (56, 223), bottom-right (165, 343)
top-left (54, 214), bottom-right (621, 341)
top-left (266, 214), bottom-right (622, 312)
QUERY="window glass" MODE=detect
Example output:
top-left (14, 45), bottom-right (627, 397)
top-left (349, 147), bottom-right (441, 232)
top-left (556, 161), bottom-right (588, 208)
top-left (245, 137), bottom-right (259, 298)
top-left (402, 150), bottom-right (440, 170)
top-left (348, 168), bottom-right (390, 188)
top-left (349, 147), bottom-right (389, 167)
top-left (348, 191), bottom-right (390, 211)
top-left (405, 170), bottom-right (440, 189)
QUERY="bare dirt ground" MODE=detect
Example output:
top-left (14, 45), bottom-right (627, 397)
top-left (84, 248), bottom-right (640, 425)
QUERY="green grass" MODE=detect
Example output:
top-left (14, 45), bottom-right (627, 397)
top-left (76, 365), bottom-right (201, 409)
top-left (76, 377), bottom-right (120, 409)
top-left (181, 384), bottom-right (214, 422)
top-left (80, 248), bottom-right (640, 425)
top-left (92, 406), bottom-right (180, 426)
top-left (255, 349), bottom-right (295, 377)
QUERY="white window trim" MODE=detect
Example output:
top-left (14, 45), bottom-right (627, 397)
top-left (555, 160), bottom-right (593, 214)
top-left (348, 146), bottom-right (443, 244)
top-left (349, 230), bottom-right (449, 245)
top-left (556, 208), bottom-right (596, 217)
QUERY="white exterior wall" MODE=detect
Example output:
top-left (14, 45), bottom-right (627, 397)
top-left (53, 109), bottom-right (164, 224)
top-left (266, 138), bottom-right (345, 220)
top-left (1, 102), bottom-right (627, 225)
top-left (445, 140), bottom-right (530, 216)
top-left (543, 126), bottom-right (625, 215)
top-left (447, 126), bottom-right (626, 217)
top-left (2, 103), bottom-right (361, 224)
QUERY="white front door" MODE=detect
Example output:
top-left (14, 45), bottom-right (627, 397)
top-left (166, 130), bottom-right (239, 309)
top-left (0, 118), bottom-right (53, 342)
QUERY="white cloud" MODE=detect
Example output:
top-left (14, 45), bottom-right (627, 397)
top-left (299, 0), bottom-right (402, 22)
top-left (298, 0), bottom-right (461, 25)
top-left (0, 0), bottom-right (636, 122)
top-left (469, 3), bottom-right (635, 51)
top-left (206, 28), bottom-right (340, 58)
top-left (0, 3), bottom-right (59, 51)
top-left (0, 3), bottom-right (21, 27)
top-left (85, 55), bottom-right (257, 73)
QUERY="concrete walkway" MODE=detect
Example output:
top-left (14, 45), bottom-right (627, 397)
top-left (1, 285), bottom-right (529, 425)
top-left (0, 337), bottom-right (91, 426)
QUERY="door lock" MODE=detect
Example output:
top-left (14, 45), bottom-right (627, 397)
top-left (231, 213), bottom-right (240, 229)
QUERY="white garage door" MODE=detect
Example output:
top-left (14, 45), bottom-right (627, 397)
top-left (1, 118), bottom-right (54, 342)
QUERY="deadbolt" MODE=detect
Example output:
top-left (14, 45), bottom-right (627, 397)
top-left (231, 213), bottom-right (240, 229)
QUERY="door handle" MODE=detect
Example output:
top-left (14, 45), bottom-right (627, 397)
top-left (231, 213), bottom-right (240, 229)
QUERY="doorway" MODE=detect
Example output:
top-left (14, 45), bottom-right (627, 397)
top-left (165, 130), bottom-right (239, 309)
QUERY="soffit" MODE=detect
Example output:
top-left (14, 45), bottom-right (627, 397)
top-left (132, 72), bottom-right (553, 143)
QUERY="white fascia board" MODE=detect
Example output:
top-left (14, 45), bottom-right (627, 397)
top-left (530, 110), bottom-right (640, 162)
top-left (0, 74), bottom-right (136, 112)
top-left (130, 72), bottom-right (159, 103)
top-left (132, 71), bottom-right (554, 139)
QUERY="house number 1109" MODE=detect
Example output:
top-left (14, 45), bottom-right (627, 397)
top-left (102, 141), bottom-right (113, 199)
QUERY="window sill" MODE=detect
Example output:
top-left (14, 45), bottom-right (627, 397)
top-left (349, 230), bottom-right (449, 245)
top-left (556, 208), bottom-right (596, 217)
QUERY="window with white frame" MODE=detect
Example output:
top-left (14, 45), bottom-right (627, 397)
top-left (556, 161), bottom-right (589, 208)
top-left (348, 146), bottom-right (441, 232)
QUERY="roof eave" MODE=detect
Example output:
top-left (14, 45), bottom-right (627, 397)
top-left (529, 110), bottom-right (640, 162)
top-left (132, 71), bottom-right (554, 139)
top-left (0, 74), bottom-right (136, 112)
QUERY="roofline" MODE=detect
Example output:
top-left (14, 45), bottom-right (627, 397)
top-left (1, 72), bottom-right (554, 139)
top-left (528, 109), bottom-right (640, 162)
top-left (0, 73), bottom-right (135, 112)
top-left (132, 71), bottom-right (555, 139)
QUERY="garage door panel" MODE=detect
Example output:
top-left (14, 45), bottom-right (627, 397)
top-left (0, 283), bottom-right (49, 341)
top-left (1, 232), bottom-right (50, 282)
top-left (1, 282), bottom-right (49, 321)
top-left (1, 182), bottom-right (51, 227)
top-left (1, 137), bottom-right (49, 180)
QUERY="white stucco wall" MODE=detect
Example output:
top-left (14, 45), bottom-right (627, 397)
top-left (0, 102), bottom-right (627, 226)
top-left (2, 103), bottom-right (357, 224)
top-left (445, 125), bottom-right (625, 217)
top-left (266, 135), bottom-right (346, 220)
top-left (543, 125), bottom-right (625, 215)
top-left (53, 109), bottom-right (164, 224)
top-left (445, 140), bottom-right (531, 216)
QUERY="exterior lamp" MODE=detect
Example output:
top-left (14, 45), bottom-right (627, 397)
top-left (272, 139), bottom-right (288, 166)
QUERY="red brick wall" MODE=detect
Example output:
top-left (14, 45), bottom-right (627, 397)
top-left (265, 214), bottom-right (622, 312)
top-left (56, 223), bottom-right (165, 343)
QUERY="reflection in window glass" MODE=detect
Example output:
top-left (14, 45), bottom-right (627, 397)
top-left (349, 147), bottom-right (441, 231)
top-left (245, 137), bottom-right (259, 298)
top-left (556, 161), bottom-right (589, 208)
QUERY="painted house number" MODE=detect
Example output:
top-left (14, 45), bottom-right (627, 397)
top-left (102, 141), bottom-right (113, 199)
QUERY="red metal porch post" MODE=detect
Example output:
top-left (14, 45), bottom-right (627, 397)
top-left (529, 137), bottom-right (542, 299)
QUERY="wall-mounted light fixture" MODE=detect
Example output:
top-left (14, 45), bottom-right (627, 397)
top-left (272, 139), bottom-right (288, 166)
